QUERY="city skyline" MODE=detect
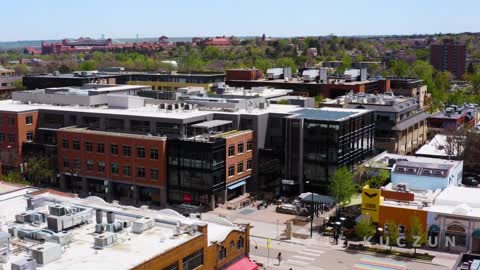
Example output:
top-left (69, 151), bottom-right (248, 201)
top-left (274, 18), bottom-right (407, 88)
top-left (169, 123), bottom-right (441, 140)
top-left (1, 0), bottom-right (478, 42)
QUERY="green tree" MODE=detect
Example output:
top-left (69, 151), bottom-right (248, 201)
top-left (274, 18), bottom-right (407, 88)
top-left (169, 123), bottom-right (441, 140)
top-left (78, 61), bottom-right (97, 71)
top-left (355, 216), bottom-right (376, 245)
top-left (276, 99), bottom-right (289, 105)
top-left (330, 167), bottom-right (355, 208)
top-left (25, 157), bottom-right (54, 186)
top-left (390, 59), bottom-right (411, 77)
top-left (386, 221), bottom-right (399, 252)
top-left (2, 172), bottom-right (28, 185)
top-left (367, 170), bottom-right (389, 189)
top-left (58, 64), bottom-right (71, 73)
top-left (337, 54), bottom-right (352, 74)
top-left (407, 216), bottom-right (427, 254)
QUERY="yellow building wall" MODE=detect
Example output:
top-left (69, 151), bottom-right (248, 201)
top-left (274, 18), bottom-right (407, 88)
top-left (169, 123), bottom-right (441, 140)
top-left (361, 185), bottom-right (384, 223)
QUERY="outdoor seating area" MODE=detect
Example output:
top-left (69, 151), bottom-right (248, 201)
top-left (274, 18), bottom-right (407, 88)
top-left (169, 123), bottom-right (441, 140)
top-left (224, 193), bottom-right (252, 210)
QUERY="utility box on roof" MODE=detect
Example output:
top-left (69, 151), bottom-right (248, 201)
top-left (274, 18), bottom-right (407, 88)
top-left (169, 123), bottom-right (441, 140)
top-left (30, 242), bottom-right (62, 265)
top-left (132, 217), bottom-right (155, 234)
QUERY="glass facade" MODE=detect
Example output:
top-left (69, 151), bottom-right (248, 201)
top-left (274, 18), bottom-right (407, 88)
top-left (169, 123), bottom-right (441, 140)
top-left (167, 138), bottom-right (226, 207)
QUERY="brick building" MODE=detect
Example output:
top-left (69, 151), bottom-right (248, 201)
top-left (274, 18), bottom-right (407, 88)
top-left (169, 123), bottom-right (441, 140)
top-left (430, 39), bottom-right (467, 79)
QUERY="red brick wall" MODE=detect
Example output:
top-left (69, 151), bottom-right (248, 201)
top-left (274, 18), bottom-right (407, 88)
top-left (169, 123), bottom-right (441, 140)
top-left (0, 110), bottom-right (39, 166)
top-left (57, 130), bottom-right (167, 188)
top-left (225, 131), bottom-right (253, 184)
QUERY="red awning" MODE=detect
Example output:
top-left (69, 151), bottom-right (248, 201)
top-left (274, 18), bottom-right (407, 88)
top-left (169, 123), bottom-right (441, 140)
top-left (226, 257), bottom-right (258, 270)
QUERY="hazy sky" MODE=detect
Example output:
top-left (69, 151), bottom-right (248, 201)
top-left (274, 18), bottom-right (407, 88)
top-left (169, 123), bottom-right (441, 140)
top-left (1, 0), bottom-right (478, 41)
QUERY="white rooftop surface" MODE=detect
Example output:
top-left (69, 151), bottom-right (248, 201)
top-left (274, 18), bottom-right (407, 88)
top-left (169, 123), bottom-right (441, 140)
top-left (0, 190), bottom-right (244, 270)
top-left (367, 151), bottom-right (462, 168)
top-left (0, 99), bottom-right (301, 118)
top-left (46, 84), bottom-right (149, 93)
top-left (222, 88), bottom-right (293, 98)
top-left (415, 134), bottom-right (464, 157)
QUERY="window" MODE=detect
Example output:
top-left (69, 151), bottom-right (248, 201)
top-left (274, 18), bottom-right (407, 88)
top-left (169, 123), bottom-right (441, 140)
top-left (8, 117), bottom-right (14, 126)
top-left (150, 169), bottom-right (159, 180)
top-left (228, 166), bottom-right (235, 177)
top-left (86, 160), bottom-right (93, 171)
top-left (97, 143), bottom-right (105, 153)
top-left (123, 166), bottom-right (131, 176)
top-left (111, 144), bottom-right (118, 155)
top-left (63, 158), bottom-right (70, 168)
top-left (26, 115), bottom-right (33, 125)
top-left (85, 142), bottom-right (93, 152)
top-left (237, 237), bottom-right (244, 249)
top-left (26, 132), bottom-right (33, 142)
top-left (123, 145), bottom-right (131, 157)
top-left (73, 140), bottom-right (80, 150)
top-left (247, 159), bottom-right (253, 171)
top-left (228, 145), bottom-right (235, 157)
top-left (73, 159), bottom-right (80, 169)
top-left (98, 161), bottom-right (105, 173)
top-left (183, 249), bottom-right (203, 270)
top-left (247, 140), bottom-right (253, 151)
top-left (8, 134), bottom-right (14, 143)
top-left (0, 133), bottom-right (4, 142)
top-left (111, 163), bottom-right (119, 174)
top-left (62, 139), bottom-right (69, 149)
top-left (0, 118), bottom-right (3, 126)
top-left (137, 147), bottom-right (145, 158)
top-left (218, 246), bottom-right (227, 260)
top-left (237, 143), bottom-right (244, 154)
top-left (230, 240), bottom-right (235, 248)
top-left (150, 148), bottom-right (159, 160)
top-left (237, 162), bottom-right (244, 174)
top-left (137, 167), bottom-right (145, 178)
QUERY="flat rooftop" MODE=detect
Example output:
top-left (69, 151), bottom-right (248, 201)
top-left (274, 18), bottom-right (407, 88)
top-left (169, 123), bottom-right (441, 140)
top-left (415, 134), bottom-right (465, 158)
top-left (366, 151), bottom-right (462, 169)
top-left (0, 98), bottom-right (301, 120)
top-left (293, 107), bottom-right (369, 121)
top-left (0, 189), bottom-right (245, 270)
top-left (228, 77), bottom-right (378, 85)
top-left (191, 120), bottom-right (232, 129)
top-left (59, 127), bottom-right (167, 140)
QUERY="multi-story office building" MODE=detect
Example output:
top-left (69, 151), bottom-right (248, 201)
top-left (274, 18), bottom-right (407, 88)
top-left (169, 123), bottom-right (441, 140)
top-left (24, 71), bottom-right (225, 92)
top-left (283, 108), bottom-right (375, 194)
top-left (0, 84), bottom-right (375, 204)
top-left (226, 68), bottom-right (390, 98)
top-left (168, 126), bottom-right (253, 209)
top-left (323, 93), bottom-right (429, 154)
top-left (430, 39), bottom-right (467, 79)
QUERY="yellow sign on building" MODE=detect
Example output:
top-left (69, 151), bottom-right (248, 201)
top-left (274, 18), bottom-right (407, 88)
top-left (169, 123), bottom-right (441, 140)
top-left (361, 185), bottom-right (383, 222)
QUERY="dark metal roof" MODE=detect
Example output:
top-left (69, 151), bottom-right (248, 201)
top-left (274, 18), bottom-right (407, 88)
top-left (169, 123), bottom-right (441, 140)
top-left (295, 108), bottom-right (361, 121)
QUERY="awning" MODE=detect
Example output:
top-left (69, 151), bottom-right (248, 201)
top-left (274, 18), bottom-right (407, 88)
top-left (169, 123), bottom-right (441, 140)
top-left (226, 257), bottom-right (258, 270)
top-left (429, 224), bottom-right (440, 233)
top-left (227, 180), bottom-right (246, 190)
top-left (298, 192), bottom-right (335, 204)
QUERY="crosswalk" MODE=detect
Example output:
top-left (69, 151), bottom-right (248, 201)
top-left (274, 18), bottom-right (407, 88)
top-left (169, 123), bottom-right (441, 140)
top-left (286, 247), bottom-right (324, 267)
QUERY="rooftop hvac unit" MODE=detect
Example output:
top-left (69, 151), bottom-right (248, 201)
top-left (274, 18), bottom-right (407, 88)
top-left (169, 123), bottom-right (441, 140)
top-left (15, 211), bottom-right (47, 224)
top-left (132, 217), bottom-right (154, 234)
top-left (30, 242), bottom-right (62, 265)
top-left (27, 197), bottom-right (47, 210)
top-left (10, 258), bottom-right (37, 270)
top-left (49, 231), bottom-right (73, 246)
top-left (94, 232), bottom-right (118, 249)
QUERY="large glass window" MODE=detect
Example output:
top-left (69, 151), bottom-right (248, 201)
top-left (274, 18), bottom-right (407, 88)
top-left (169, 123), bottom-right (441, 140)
top-left (62, 139), bottom-right (69, 149)
top-left (123, 166), bottom-right (131, 176)
top-left (111, 163), bottom-right (119, 175)
top-left (98, 161), bottom-right (105, 172)
top-left (85, 142), bottom-right (93, 152)
top-left (150, 148), bottom-right (159, 160)
top-left (137, 167), bottom-right (146, 178)
top-left (150, 169), bottom-right (159, 180)
top-left (137, 147), bottom-right (145, 158)
top-left (247, 140), bottom-right (253, 151)
top-left (97, 143), bottom-right (105, 153)
top-left (228, 145), bottom-right (235, 157)
top-left (123, 145), bottom-right (131, 157)
top-left (111, 144), bottom-right (118, 155)
top-left (73, 140), bottom-right (80, 150)
top-left (237, 162), bottom-right (244, 174)
top-left (228, 166), bottom-right (235, 177)
top-left (238, 143), bottom-right (244, 154)
top-left (26, 115), bottom-right (33, 125)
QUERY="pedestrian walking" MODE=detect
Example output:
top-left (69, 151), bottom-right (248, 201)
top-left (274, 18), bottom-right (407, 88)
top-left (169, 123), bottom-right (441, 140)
top-left (277, 252), bottom-right (282, 265)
